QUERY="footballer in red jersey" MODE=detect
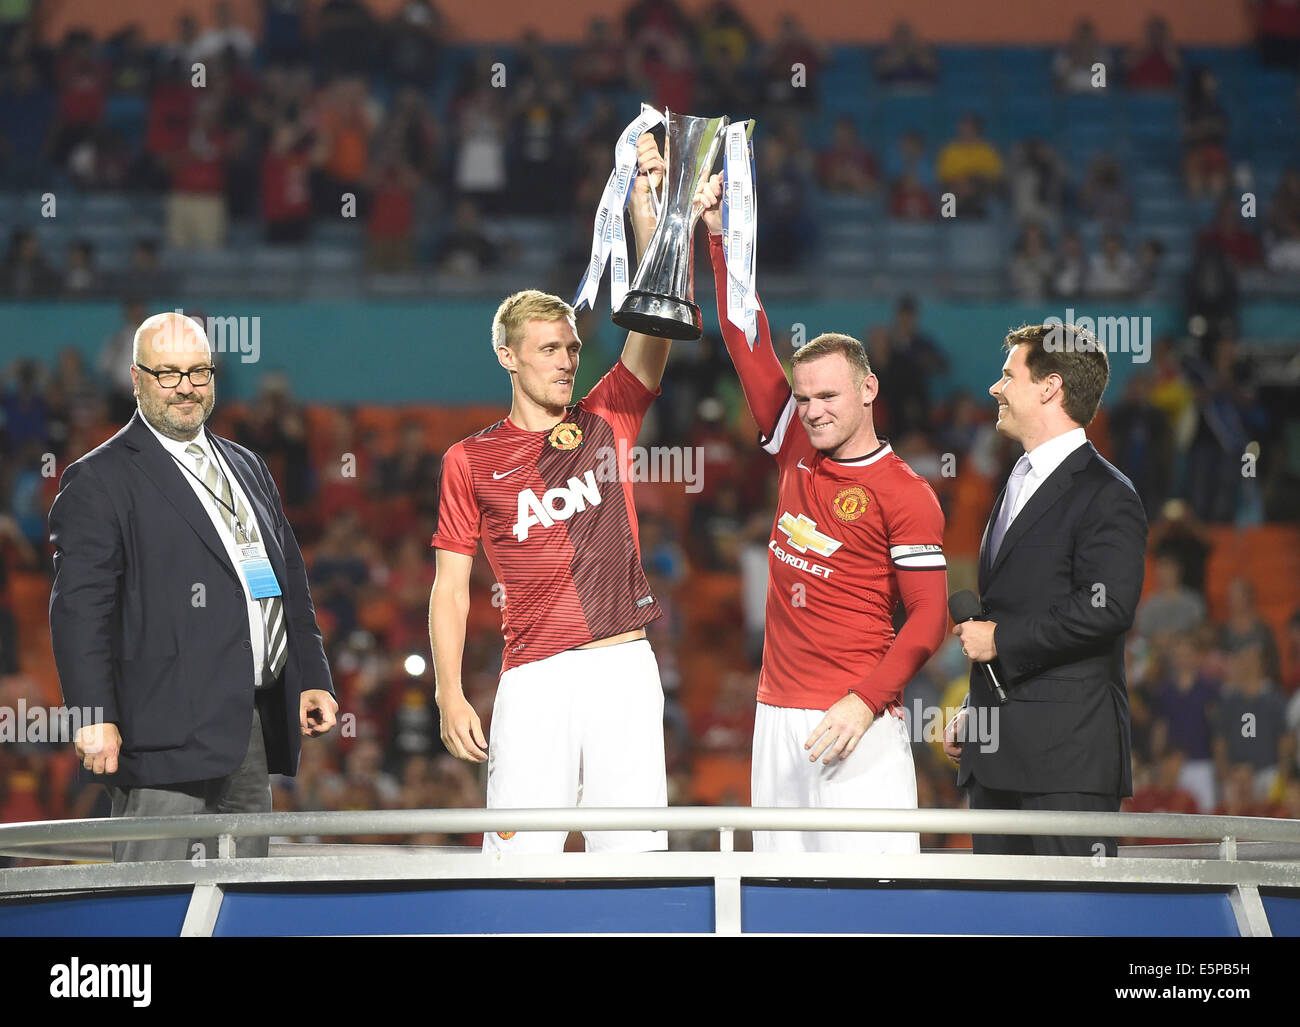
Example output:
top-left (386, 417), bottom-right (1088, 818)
top-left (697, 172), bottom-right (949, 852)
top-left (430, 134), bottom-right (674, 854)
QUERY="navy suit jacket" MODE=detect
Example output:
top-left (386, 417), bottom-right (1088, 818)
top-left (958, 440), bottom-right (1147, 797)
top-left (49, 412), bottom-right (334, 788)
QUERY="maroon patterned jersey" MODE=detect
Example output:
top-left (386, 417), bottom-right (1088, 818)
top-left (432, 361), bottom-right (662, 672)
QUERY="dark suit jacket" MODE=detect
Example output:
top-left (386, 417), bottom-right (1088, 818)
top-left (958, 439), bottom-right (1147, 797)
top-left (49, 412), bottom-right (334, 788)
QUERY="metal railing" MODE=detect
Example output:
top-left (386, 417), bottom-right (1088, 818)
top-left (2, 806), bottom-right (1299, 860)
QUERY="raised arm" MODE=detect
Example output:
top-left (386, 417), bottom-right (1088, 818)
top-left (620, 133), bottom-right (673, 391)
top-left (697, 172), bottom-right (793, 441)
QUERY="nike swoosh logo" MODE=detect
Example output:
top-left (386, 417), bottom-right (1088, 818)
top-left (493, 465), bottom-right (525, 480)
top-left (797, 460), bottom-right (813, 474)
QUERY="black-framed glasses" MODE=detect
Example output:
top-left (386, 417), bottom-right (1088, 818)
top-left (136, 363), bottom-right (215, 388)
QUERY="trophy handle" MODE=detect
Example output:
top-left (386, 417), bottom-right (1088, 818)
top-left (613, 111), bottom-right (731, 341)
top-left (639, 103), bottom-right (666, 220)
top-left (649, 175), bottom-right (665, 221)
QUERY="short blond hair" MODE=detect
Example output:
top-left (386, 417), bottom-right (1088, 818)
top-left (491, 290), bottom-right (576, 353)
top-left (791, 332), bottom-right (872, 385)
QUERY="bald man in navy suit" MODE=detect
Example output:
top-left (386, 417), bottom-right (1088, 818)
top-left (50, 312), bottom-right (337, 862)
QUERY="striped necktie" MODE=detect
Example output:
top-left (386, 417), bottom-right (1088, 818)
top-left (186, 442), bottom-right (287, 682)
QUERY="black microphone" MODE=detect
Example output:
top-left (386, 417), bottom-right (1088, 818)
top-left (948, 589), bottom-right (1007, 705)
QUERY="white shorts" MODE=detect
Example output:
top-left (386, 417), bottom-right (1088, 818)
top-left (751, 702), bottom-right (919, 854)
top-left (483, 639), bottom-right (667, 854)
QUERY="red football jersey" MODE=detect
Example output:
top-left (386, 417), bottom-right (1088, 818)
top-left (759, 411), bottom-right (947, 712)
top-left (432, 360), bottom-right (662, 673)
top-left (708, 233), bottom-right (948, 714)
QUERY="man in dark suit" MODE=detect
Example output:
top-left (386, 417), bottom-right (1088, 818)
top-left (944, 323), bottom-right (1147, 857)
top-left (49, 312), bottom-right (337, 862)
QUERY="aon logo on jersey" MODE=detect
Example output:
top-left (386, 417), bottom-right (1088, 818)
top-left (513, 470), bottom-right (603, 541)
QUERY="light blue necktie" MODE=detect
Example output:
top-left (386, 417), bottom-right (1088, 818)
top-left (990, 454), bottom-right (1031, 561)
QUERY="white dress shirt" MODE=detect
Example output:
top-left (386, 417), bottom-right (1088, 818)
top-left (1006, 426), bottom-right (1089, 524)
top-left (143, 417), bottom-right (267, 688)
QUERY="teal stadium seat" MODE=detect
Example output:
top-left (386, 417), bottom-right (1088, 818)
top-left (883, 220), bottom-right (940, 273)
top-left (306, 244), bottom-right (362, 274)
top-left (943, 221), bottom-right (1003, 273)
top-left (104, 94), bottom-right (147, 149)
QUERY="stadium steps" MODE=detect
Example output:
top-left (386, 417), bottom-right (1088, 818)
top-left (998, 95), bottom-right (1054, 141)
top-left (882, 220), bottom-right (941, 274)
top-left (942, 221), bottom-right (1003, 273)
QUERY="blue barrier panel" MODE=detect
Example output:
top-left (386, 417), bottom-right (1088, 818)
top-left (0, 890), bottom-right (192, 937)
top-left (1260, 892), bottom-right (1300, 937)
top-left (4, 299), bottom-right (1298, 405)
top-left (213, 881), bottom-right (715, 935)
top-left (741, 883), bottom-right (1241, 936)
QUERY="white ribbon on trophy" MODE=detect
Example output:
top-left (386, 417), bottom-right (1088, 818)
top-left (574, 106), bottom-right (665, 314)
top-left (721, 122), bottom-right (758, 348)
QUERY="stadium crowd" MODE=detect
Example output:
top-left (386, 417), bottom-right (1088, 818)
top-left (0, 1), bottom-right (1298, 289)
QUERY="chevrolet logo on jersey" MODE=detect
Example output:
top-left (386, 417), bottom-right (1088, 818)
top-left (776, 512), bottom-right (842, 557)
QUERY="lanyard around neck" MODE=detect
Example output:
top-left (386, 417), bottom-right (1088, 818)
top-left (169, 443), bottom-right (251, 543)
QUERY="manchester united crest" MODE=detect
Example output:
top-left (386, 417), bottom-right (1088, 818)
top-left (548, 422), bottom-right (583, 450)
top-left (832, 486), bottom-right (870, 522)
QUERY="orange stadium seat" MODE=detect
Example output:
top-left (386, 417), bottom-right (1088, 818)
top-left (681, 571), bottom-right (743, 633)
top-left (1203, 525), bottom-right (1300, 624)
top-left (1140, 553), bottom-right (1157, 603)
top-left (436, 406), bottom-right (509, 453)
top-left (358, 593), bottom-right (400, 637)
top-left (634, 480), bottom-right (691, 535)
top-left (353, 405), bottom-right (399, 434)
top-left (304, 405), bottom-right (347, 463)
top-left (690, 753), bottom-right (752, 806)
top-left (945, 468), bottom-right (995, 561)
top-left (83, 420), bottom-right (119, 451)
top-left (11, 571), bottom-right (60, 706)
top-left (1089, 408), bottom-right (1113, 464)
top-left (353, 406), bottom-right (402, 455)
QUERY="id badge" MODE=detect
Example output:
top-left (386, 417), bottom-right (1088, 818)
top-left (238, 542), bottom-right (282, 599)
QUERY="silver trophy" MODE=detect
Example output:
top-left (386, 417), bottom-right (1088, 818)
top-left (613, 111), bottom-right (731, 341)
